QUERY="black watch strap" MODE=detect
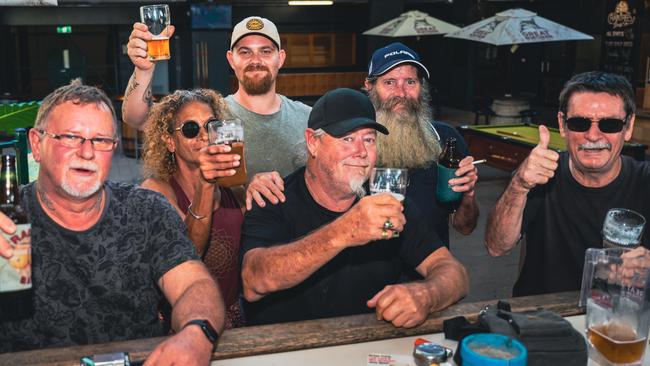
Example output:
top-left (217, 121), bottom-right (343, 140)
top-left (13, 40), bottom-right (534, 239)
top-left (183, 319), bottom-right (219, 349)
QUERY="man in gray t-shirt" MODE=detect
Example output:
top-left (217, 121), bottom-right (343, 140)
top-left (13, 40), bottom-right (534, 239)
top-left (225, 94), bottom-right (308, 179)
top-left (122, 16), bottom-right (310, 209)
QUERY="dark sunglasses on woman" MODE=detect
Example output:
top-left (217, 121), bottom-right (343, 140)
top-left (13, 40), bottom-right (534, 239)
top-left (564, 116), bottom-right (627, 134)
top-left (168, 118), bottom-right (219, 139)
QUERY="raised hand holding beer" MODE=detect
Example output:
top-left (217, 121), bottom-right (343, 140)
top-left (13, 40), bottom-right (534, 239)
top-left (138, 5), bottom-right (173, 62)
top-left (513, 125), bottom-right (559, 191)
top-left (127, 22), bottom-right (175, 71)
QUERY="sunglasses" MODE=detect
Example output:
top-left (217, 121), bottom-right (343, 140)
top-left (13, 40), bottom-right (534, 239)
top-left (168, 119), bottom-right (217, 139)
top-left (564, 116), bottom-right (627, 134)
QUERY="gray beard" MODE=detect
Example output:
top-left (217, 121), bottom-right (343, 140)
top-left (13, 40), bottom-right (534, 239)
top-left (368, 86), bottom-right (442, 169)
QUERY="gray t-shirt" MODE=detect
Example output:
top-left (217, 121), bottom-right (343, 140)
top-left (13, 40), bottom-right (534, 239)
top-left (0, 181), bottom-right (199, 352)
top-left (225, 94), bottom-right (310, 178)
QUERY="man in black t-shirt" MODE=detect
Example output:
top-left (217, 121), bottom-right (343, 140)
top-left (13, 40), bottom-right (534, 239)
top-left (485, 71), bottom-right (650, 297)
top-left (0, 80), bottom-right (225, 362)
top-left (241, 88), bottom-right (468, 327)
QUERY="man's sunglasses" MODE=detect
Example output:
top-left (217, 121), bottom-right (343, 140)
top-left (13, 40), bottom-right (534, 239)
top-left (564, 116), bottom-right (627, 134)
top-left (168, 119), bottom-right (217, 139)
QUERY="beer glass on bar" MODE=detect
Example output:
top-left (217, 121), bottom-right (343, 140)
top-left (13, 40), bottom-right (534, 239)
top-left (140, 4), bottom-right (171, 61)
top-left (207, 118), bottom-right (247, 187)
top-left (369, 168), bottom-right (408, 237)
top-left (580, 247), bottom-right (650, 365)
top-left (602, 208), bottom-right (645, 249)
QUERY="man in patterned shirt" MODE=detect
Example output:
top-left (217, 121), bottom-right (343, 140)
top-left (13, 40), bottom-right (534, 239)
top-left (0, 79), bottom-right (226, 365)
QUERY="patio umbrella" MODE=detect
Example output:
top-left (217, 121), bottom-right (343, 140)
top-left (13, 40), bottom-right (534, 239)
top-left (363, 10), bottom-right (460, 37)
top-left (444, 8), bottom-right (593, 46)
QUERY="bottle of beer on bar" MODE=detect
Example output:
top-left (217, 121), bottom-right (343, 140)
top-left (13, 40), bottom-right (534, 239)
top-left (436, 137), bottom-right (463, 204)
top-left (0, 154), bottom-right (34, 321)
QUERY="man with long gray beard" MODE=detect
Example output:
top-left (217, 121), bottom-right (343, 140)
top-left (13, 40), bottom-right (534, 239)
top-left (240, 88), bottom-right (468, 327)
top-left (122, 16), bottom-right (310, 207)
top-left (364, 42), bottom-right (479, 249)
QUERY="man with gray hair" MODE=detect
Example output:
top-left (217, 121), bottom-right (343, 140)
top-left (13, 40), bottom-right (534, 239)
top-left (240, 88), bottom-right (468, 327)
top-left (486, 71), bottom-right (650, 296)
top-left (0, 79), bottom-right (225, 364)
top-left (364, 42), bottom-right (479, 248)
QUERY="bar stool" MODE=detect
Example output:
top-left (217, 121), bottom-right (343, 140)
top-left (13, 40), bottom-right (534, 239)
top-left (473, 96), bottom-right (495, 125)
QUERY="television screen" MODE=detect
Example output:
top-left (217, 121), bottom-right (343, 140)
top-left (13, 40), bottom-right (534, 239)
top-left (191, 4), bottom-right (231, 30)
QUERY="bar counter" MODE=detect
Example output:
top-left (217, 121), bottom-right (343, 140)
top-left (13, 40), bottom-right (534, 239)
top-left (1, 291), bottom-right (582, 365)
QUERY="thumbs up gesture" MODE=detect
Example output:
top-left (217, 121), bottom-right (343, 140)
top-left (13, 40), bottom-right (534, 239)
top-left (513, 125), bottom-right (560, 191)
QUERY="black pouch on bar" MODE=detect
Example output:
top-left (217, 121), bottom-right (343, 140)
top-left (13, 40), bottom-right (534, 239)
top-left (443, 301), bottom-right (588, 366)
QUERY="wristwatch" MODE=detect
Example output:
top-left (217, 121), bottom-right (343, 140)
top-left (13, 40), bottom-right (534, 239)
top-left (183, 319), bottom-right (219, 349)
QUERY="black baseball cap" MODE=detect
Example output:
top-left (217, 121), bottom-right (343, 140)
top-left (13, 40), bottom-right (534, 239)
top-left (308, 88), bottom-right (389, 137)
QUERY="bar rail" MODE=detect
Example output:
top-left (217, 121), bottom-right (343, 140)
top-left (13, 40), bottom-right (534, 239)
top-left (1, 291), bottom-right (582, 365)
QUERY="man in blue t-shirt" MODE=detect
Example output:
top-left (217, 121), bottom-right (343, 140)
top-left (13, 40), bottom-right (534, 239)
top-left (363, 42), bottom-right (479, 248)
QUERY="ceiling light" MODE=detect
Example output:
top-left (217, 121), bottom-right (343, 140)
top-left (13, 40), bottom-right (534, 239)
top-left (288, 1), bottom-right (333, 5)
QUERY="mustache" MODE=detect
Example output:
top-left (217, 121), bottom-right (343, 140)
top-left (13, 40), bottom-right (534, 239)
top-left (578, 142), bottom-right (612, 151)
top-left (244, 64), bottom-right (270, 73)
top-left (378, 96), bottom-right (419, 113)
top-left (68, 161), bottom-right (99, 171)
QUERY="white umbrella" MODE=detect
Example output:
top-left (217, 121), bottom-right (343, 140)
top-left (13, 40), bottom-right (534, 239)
top-left (444, 8), bottom-right (593, 46)
top-left (363, 10), bottom-right (460, 37)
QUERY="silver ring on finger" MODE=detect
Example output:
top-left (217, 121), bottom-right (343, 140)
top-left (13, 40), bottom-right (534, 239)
top-left (383, 219), bottom-right (394, 230)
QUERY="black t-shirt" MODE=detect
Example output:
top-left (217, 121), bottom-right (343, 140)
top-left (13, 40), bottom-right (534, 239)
top-left (241, 167), bottom-right (443, 325)
top-left (0, 182), bottom-right (199, 352)
top-left (514, 153), bottom-right (650, 297)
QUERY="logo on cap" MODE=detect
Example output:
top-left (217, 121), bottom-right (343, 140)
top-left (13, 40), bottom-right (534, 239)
top-left (246, 18), bottom-right (264, 31)
top-left (384, 50), bottom-right (415, 59)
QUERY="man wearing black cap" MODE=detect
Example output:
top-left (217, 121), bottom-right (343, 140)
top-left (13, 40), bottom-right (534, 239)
top-left (240, 88), bottom-right (469, 327)
top-left (364, 42), bottom-right (479, 249)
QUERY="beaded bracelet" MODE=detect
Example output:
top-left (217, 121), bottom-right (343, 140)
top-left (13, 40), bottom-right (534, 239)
top-left (187, 202), bottom-right (207, 220)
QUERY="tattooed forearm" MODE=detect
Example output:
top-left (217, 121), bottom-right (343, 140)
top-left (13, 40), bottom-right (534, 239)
top-left (143, 77), bottom-right (153, 107)
top-left (125, 72), bottom-right (140, 99)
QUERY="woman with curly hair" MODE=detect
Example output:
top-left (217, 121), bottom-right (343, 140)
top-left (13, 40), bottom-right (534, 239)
top-left (142, 89), bottom-right (245, 328)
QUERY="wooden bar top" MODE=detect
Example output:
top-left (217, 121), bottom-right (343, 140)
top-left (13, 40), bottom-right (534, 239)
top-left (1, 291), bottom-right (582, 365)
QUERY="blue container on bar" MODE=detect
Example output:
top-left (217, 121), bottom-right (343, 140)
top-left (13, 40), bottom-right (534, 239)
top-left (461, 333), bottom-right (527, 366)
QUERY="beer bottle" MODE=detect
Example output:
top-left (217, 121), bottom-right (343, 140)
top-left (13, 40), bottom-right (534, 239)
top-left (0, 154), bottom-right (33, 321)
top-left (436, 138), bottom-right (463, 204)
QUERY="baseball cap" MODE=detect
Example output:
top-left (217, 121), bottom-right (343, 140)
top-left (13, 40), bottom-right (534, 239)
top-left (231, 16), bottom-right (281, 50)
top-left (308, 88), bottom-right (389, 137)
top-left (367, 42), bottom-right (430, 79)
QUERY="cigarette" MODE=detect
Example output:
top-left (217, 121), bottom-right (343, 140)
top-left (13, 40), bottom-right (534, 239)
top-left (472, 159), bottom-right (487, 165)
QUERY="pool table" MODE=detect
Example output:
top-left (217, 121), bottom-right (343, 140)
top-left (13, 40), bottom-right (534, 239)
top-left (458, 124), bottom-right (648, 171)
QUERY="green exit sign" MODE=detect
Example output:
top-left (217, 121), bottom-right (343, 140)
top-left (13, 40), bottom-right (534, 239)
top-left (57, 26), bottom-right (72, 34)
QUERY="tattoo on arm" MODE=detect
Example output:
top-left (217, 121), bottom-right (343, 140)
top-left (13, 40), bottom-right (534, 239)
top-left (143, 77), bottom-right (153, 107)
top-left (125, 73), bottom-right (140, 99)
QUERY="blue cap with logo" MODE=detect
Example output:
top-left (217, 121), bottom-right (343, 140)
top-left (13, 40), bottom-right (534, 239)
top-left (367, 42), bottom-right (430, 79)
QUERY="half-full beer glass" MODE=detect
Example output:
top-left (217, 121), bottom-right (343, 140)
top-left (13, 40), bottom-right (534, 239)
top-left (207, 118), bottom-right (247, 187)
top-left (580, 247), bottom-right (650, 365)
top-left (603, 208), bottom-right (645, 249)
top-left (140, 4), bottom-right (171, 61)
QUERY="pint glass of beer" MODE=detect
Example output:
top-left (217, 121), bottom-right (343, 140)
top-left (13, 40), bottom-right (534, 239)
top-left (140, 4), bottom-right (171, 61)
top-left (207, 118), bottom-right (247, 188)
top-left (602, 208), bottom-right (645, 249)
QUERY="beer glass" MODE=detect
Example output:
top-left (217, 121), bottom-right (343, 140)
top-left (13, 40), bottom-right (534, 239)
top-left (580, 248), bottom-right (650, 365)
top-left (602, 208), bottom-right (645, 249)
top-left (369, 168), bottom-right (408, 202)
top-left (207, 118), bottom-right (247, 188)
top-left (140, 4), bottom-right (171, 61)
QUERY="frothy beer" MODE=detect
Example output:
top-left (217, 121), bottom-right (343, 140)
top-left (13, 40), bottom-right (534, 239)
top-left (147, 36), bottom-right (170, 61)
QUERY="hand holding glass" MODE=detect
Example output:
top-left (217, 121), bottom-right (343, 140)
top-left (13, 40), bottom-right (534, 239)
top-left (369, 168), bottom-right (408, 237)
top-left (207, 118), bottom-right (247, 188)
top-left (140, 4), bottom-right (171, 61)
